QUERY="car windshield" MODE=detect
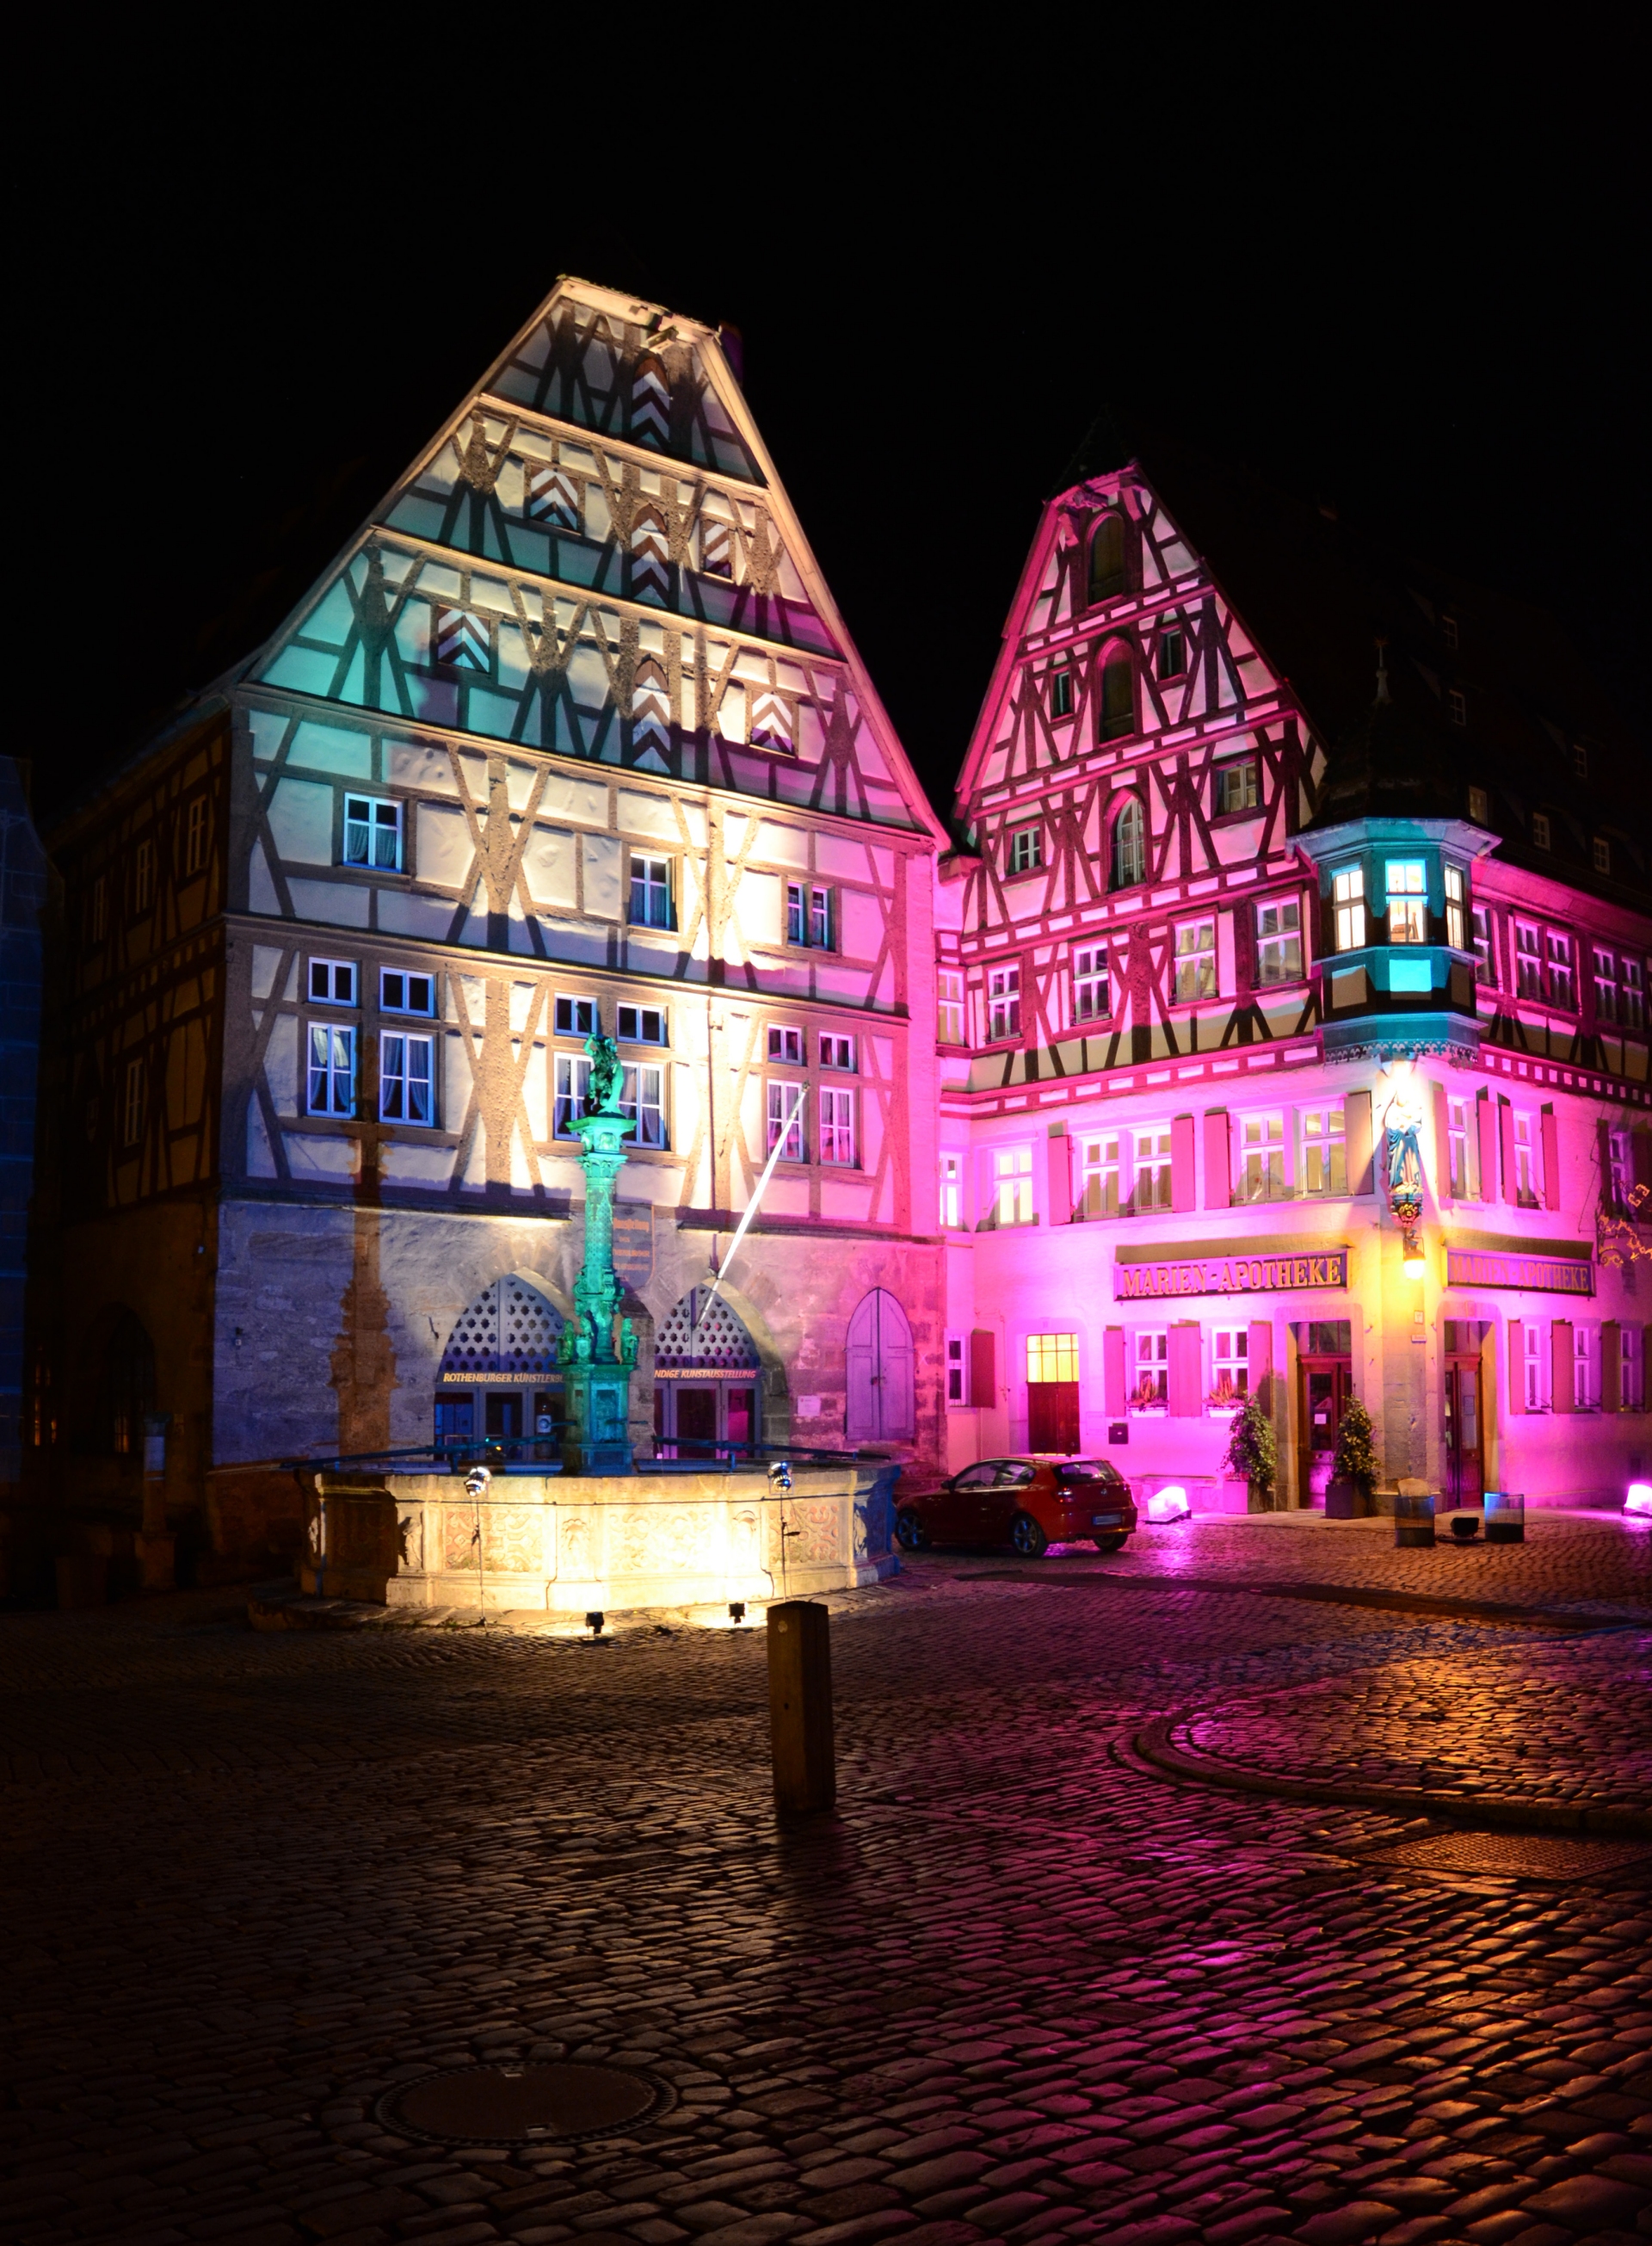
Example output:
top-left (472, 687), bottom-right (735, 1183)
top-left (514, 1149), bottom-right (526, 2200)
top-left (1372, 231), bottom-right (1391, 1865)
top-left (1057, 1459), bottom-right (1125, 1486)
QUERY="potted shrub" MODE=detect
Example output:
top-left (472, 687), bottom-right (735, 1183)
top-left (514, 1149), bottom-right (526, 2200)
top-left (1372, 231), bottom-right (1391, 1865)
top-left (1327, 1400), bottom-right (1379, 1518)
top-left (1224, 1395), bottom-right (1277, 1513)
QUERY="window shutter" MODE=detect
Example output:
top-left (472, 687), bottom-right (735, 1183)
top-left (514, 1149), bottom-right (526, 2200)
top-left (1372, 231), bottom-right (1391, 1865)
top-left (1598, 1120), bottom-right (1616, 1212)
top-left (1202, 1109), bottom-right (1230, 1209)
top-left (1433, 1082), bottom-right (1452, 1206)
top-left (1103, 1326), bottom-right (1127, 1417)
top-left (1541, 1105), bottom-right (1561, 1212)
top-left (1602, 1320), bottom-right (1622, 1413)
top-left (1248, 1320), bottom-right (1273, 1415)
top-left (1499, 1100), bottom-right (1518, 1205)
top-left (1507, 1317), bottom-right (1526, 1415)
top-left (1477, 1091), bottom-right (1499, 1205)
top-left (1346, 1089), bottom-right (1373, 1196)
top-left (1046, 1126), bottom-right (1070, 1226)
top-left (1172, 1114), bottom-right (1196, 1213)
top-left (1550, 1319), bottom-right (1575, 1413)
top-left (1168, 1324), bottom-right (1202, 1417)
top-left (969, 1329), bottom-right (996, 1410)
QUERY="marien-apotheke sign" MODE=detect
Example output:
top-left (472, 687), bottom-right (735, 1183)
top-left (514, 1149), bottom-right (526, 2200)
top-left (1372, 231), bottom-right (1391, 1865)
top-left (1113, 1249), bottom-right (1349, 1302)
top-left (1445, 1247), bottom-right (1593, 1296)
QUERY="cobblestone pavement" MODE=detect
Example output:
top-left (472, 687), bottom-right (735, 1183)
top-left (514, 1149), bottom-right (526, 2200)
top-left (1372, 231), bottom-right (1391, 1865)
top-left (3, 1516), bottom-right (1649, 2246)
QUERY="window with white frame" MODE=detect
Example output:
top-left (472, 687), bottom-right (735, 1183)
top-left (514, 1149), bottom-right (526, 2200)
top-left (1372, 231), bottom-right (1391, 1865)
top-left (1072, 944), bottom-right (1109, 1024)
top-left (1619, 1324), bottom-right (1643, 1411)
top-left (1532, 811), bottom-right (1552, 851)
top-left (945, 1333), bottom-right (969, 1406)
top-left (1524, 1319), bottom-right (1545, 1410)
top-left (343, 795), bottom-right (403, 871)
top-left (1156, 626), bottom-right (1187, 679)
top-left (380, 1032), bottom-right (434, 1125)
top-left (938, 969), bottom-right (965, 1046)
top-left (786, 882), bottom-right (834, 948)
top-left (184, 796), bottom-right (208, 874)
top-left (1301, 1106), bottom-right (1346, 1195)
top-left (986, 964), bottom-right (1021, 1042)
top-left (555, 995), bottom-right (598, 1038)
top-left (1594, 949), bottom-right (1618, 1023)
top-left (1446, 1096), bottom-right (1477, 1200)
top-left (1174, 919), bottom-right (1216, 1002)
top-left (767, 1025), bottom-right (803, 1065)
top-left (134, 838), bottom-right (157, 910)
top-left (1514, 922), bottom-right (1543, 999)
top-left (1213, 757), bottom-right (1259, 816)
top-left (1386, 861), bottom-right (1427, 943)
top-left (1132, 1329), bottom-right (1168, 1409)
top-left (1513, 1111), bottom-right (1540, 1206)
top-left (767, 1080), bottom-right (805, 1160)
top-left (1051, 669), bottom-right (1074, 719)
top-left (1623, 959), bottom-right (1645, 1032)
top-left (819, 1087), bottom-right (856, 1166)
top-left (1008, 825), bottom-right (1043, 876)
top-left (381, 967), bottom-right (435, 1015)
top-left (310, 958), bottom-right (357, 1006)
top-left (1572, 1324), bottom-right (1598, 1411)
top-left (1237, 1113), bottom-right (1286, 1203)
top-left (1546, 930), bottom-right (1575, 1010)
top-left (1444, 864), bottom-right (1467, 951)
top-left (1472, 905), bottom-right (1495, 984)
top-left (617, 1003), bottom-right (667, 1044)
top-left (1211, 1328), bottom-right (1248, 1410)
top-left (1447, 688), bottom-right (1467, 727)
top-left (1593, 836), bottom-right (1612, 876)
top-left (1255, 898), bottom-right (1304, 985)
top-left (1467, 783), bottom-right (1487, 822)
top-left (1132, 1126), bottom-right (1174, 1212)
top-left (307, 1023), bottom-right (354, 1117)
top-left (819, 1033), bottom-right (855, 1071)
top-left (620, 1062), bottom-right (666, 1148)
top-left (553, 1052), bottom-right (593, 1133)
top-left (1111, 796), bottom-right (1146, 889)
top-left (992, 1145), bottom-right (1034, 1226)
top-left (939, 1151), bottom-right (964, 1230)
top-left (122, 1057), bottom-right (146, 1147)
top-left (1333, 864), bottom-right (1366, 951)
top-left (629, 854), bottom-right (674, 929)
top-left (1079, 1131), bottom-right (1122, 1219)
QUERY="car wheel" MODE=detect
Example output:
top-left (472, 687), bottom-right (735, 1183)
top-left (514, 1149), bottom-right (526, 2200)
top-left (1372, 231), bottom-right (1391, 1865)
top-left (1010, 1512), bottom-right (1049, 1559)
top-left (894, 1510), bottom-right (928, 1552)
top-left (1092, 1532), bottom-right (1127, 1554)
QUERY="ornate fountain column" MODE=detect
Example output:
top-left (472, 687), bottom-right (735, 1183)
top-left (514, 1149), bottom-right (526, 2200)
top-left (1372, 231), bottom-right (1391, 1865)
top-left (558, 1034), bottom-right (639, 1474)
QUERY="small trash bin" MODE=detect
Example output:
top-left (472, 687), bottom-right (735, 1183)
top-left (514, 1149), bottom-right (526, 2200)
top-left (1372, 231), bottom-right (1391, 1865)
top-left (1394, 1490), bottom-right (1436, 1548)
top-left (1483, 1491), bottom-right (1525, 1546)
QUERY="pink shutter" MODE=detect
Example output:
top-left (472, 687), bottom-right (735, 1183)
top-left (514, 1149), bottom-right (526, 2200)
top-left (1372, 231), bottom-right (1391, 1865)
top-left (1202, 1109), bottom-right (1230, 1209)
top-left (1248, 1319), bottom-right (1273, 1416)
top-left (1541, 1105), bottom-right (1561, 1212)
top-left (970, 1330), bottom-right (996, 1410)
top-left (1477, 1091), bottom-right (1499, 1204)
top-left (1172, 1114), bottom-right (1197, 1213)
top-left (1345, 1090), bottom-right (1373, 1196)
top-left (1168, 1323), bottom-right (1202, 1416)
top-left (1433, 1082), bottom-right (1452, 1205)
top-left (1602, 1320), bottom-right (1622, 1413)
top-left (1550, 1318), bottom-right (1575, 1413)
top-left (1507, 1317), bottom-right (1526, 1415)
top-left (1103, 1327), bottom-right (1126, 1417)
top-left (1499, 1101), bottom-right (1518, 1205)
top-left (1047, 1128), bottom-right (1070, 1225)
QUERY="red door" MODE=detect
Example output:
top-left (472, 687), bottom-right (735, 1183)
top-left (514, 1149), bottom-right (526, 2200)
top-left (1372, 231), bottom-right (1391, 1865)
top-left (1445, 1361), bottom-right (1484, 1504)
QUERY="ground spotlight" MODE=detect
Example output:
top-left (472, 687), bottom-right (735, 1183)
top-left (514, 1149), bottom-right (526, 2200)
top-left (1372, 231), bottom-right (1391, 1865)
top-left (1147, 1485), bottom-right (1190, 1522)
top-left (729, 1601), bottom-right (747, 1624)
top-left (585, 1610), bottom-right (606, 1636)
top-left (1626, 1483), bottom-right (1652, 1519)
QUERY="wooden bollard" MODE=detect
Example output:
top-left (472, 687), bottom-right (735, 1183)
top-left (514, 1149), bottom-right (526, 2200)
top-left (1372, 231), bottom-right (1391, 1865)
top-left (767, 1600), bottom-right (835, 1814)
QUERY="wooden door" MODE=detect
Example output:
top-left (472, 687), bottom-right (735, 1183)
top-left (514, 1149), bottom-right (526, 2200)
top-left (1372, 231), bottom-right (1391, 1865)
top-left (1444, 1360), bottom-right (1484, 1505)
top-left (1027, 1381), bottom-right (1080, 1453)
top-left (1298, 1359), bottom-right (1351, 1507)
top-left (846, 1289), bottom-right (915, 1441)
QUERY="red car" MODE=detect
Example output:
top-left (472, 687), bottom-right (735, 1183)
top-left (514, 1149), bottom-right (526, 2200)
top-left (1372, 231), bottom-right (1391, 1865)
top-left (895, 1456), bottom-right (1137, 1558)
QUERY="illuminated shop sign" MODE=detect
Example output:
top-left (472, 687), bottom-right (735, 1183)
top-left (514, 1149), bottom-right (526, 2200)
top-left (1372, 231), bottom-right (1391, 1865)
top-left (1444, 1249), bottom-right (1593, 1296)
top-left (1113, 1249), bottom-right (1349, 1301)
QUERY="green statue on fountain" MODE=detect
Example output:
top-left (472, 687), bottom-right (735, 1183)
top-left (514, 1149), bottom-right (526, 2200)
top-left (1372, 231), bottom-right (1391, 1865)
top-left (557, 1032), bottom-right (638, 1474)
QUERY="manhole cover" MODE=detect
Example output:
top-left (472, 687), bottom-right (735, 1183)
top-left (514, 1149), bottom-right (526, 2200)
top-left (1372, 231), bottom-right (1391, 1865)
top-left (379, 2061), bottom-right (674, 2145)
top-left (1363, 1830), bottom-right (1652, 1881)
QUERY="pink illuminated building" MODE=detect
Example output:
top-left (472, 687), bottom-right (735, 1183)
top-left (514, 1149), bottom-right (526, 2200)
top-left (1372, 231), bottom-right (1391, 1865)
top-left (934, 420), bottom-right (1652, 1511)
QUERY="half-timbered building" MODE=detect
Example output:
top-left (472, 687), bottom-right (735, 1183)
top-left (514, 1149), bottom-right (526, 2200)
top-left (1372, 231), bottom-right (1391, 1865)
top-left (937, 421), bottom-right (1652, 1511)
top-left (26, 279), bottom-right (946, 1580)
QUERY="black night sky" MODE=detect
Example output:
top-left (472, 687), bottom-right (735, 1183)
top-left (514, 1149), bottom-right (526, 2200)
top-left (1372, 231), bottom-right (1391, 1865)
top-left (21, 30), bottom-right (1649, 827)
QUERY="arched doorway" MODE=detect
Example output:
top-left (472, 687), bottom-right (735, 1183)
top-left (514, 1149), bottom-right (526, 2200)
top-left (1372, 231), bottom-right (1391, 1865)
top-left (435, 1276), bottom-right (564, 1458)
top-left (76, 1305), bottom-right (156, 1457)
top-left (653, 1288), bottom-right (761, 1462)
top-left (846, 1289), bottom-right (915, 1443)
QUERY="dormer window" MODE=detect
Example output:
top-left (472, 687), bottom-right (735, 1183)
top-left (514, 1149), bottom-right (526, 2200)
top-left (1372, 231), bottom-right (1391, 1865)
top-left (1572, 744), bottom-right (1589, 780)
top-left (1441, 614), bottom-right (1459, 651)
top-left (1468, 786), bottom-right (1489, 825)
top-left (1088, 513), bottom-right (1128, 602)
top-left (1593, 836), bottom-right (1611, 875)
top-left (1532, 811), bottom-right (1552, 851)
top-left (1446, 688), bottom-right (1467, 727)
